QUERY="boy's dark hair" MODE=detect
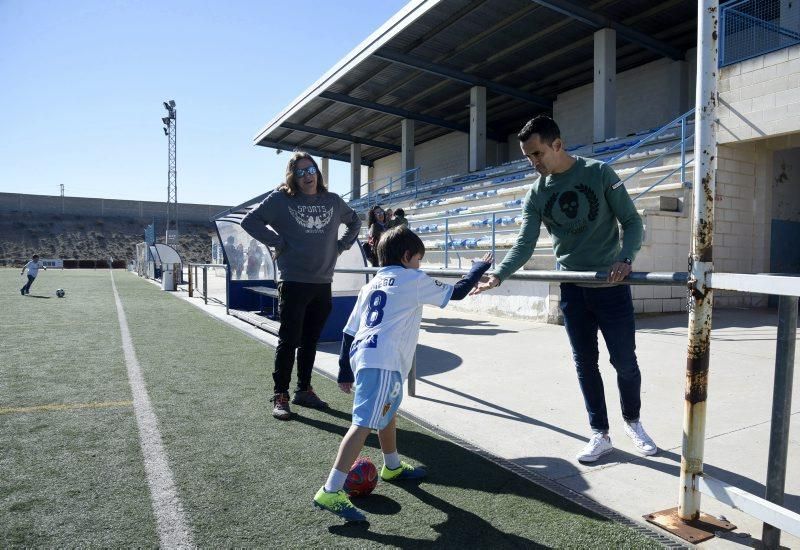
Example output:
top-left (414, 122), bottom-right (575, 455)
top-left (518, 115), bottom-right (561, 146)
top-left (32, 254), bottom-right (39, 259)
top-left (394, 208), bottom-right (405, 217)
top-left (377, 225), bottom-right (425, 267)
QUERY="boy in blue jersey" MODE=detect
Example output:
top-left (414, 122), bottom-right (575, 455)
top-left (313, 226), bottom-right (492, 522)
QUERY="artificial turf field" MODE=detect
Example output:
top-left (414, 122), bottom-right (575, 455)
top-left (1, 269), bottom-right (663, 548)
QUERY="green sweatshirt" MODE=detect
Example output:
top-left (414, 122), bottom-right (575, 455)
top-left (494, 156), bottom-right (642, 280)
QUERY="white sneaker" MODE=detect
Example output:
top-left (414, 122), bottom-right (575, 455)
top-left (624, 421), bottom-right (658, 456)
top-left (576, 433), bottom-right (613, 462)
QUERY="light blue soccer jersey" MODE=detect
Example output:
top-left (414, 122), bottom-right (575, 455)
top-left (344, 266), bottom-right (454, 380)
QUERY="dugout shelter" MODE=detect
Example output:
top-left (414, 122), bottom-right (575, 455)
top-left (212, 191), bottom-right (368, 341)
top-left (135, 242), bottom-right (184, 283)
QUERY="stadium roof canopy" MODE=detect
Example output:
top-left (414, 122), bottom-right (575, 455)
top-left (254, 0), bottom-right (697, 166)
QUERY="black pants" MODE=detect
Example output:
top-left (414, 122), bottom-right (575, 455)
top-left (21, 275), bottom-right (35, 293)
top-left (273, 281), bottom-right (332, 394)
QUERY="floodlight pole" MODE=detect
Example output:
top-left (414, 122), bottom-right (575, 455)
top-left (162, 100), bottom-right (178, 245)
top-left (679, 0), bottom-right (718, 521)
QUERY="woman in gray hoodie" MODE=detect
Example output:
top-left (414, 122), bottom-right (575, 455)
top-left (242, 152), bottom-right (362, 420)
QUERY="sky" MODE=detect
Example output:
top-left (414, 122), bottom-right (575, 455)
top-left (0, 0), bottom-right (408, 207)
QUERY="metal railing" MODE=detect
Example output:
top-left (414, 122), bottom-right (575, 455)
top-left (721, 0), bottom-right (800, 67)
top-left (342, 167), bottom-right (422, 211)
top-left (611, 109), bottom-right (695, 201)
top-left (187, 263), bottom-right (228, 309)
top-left (334, 266), bottom-right (689, 396)
top-left (347, 159), bottom-right (533, 213)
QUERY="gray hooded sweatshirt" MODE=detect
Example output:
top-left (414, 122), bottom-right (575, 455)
top-left (240, 189), bottom-right (361, 284)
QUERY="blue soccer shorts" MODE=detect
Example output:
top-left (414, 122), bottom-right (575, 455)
top-left (351, 368), bottom-right (404, 430)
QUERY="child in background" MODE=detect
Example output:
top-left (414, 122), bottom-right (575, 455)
top-left (20, 254), bottom-right (46, 295)
top-left (313, 226), bottom-right (492, 522)
top-left (388, 207), bottom-right (408, 228)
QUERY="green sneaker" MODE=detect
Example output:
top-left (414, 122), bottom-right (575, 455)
top-left (380, 461), bottom-right (427, 481)
top-left (313, 487), bottom-right (367, 522)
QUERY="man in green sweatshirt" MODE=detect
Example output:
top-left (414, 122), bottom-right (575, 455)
top-left (472, 116), bottom-right (657, 463)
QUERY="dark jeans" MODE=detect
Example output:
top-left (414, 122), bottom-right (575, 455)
top-left (559, 283), bottom-right (641, 432)
top-left (22, 275), bottom-right (35, 293)
top-left (273, 281), bottom-right (332, 395)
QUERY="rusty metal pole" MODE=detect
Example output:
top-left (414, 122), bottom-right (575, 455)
top-left (679, 0), bottom-right (718, 521)
top-left (188, 263), bottom-right (193, 297)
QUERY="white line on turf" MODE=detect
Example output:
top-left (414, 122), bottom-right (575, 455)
top-left (110, 271), bottom-right (194, 548)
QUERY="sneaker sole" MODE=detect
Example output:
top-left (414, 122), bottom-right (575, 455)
top-left (272, 413), bottom-right (291, 420)
top-left (576, 446), bottom-right (614, 463)
top-left (633, 446), bottom-right (658, 456)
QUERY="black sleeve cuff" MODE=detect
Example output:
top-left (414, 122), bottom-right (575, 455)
top-left (338, 333), bottom-right (355, 383)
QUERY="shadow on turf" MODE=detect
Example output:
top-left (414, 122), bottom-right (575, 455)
top-left (23, 295), bottom-right (51, 299)
top-left (328, 484), bottom-right (549, 548)
top-left (294, 412), bottom-right (610, 548)
top-left (309, 396), bottom-right (800, 516)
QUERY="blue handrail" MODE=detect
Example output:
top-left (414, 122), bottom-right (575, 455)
top-left (342, 167), bottom-right (422, 210)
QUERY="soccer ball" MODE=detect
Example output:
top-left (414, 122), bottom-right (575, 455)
top-left (56, 289), bottom-right (65, 298)
top-left (344, 457), bottom-right (378, 497)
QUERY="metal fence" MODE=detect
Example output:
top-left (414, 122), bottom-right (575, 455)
top-left (721, 0), bottom-right (800, 67)
top-left (187, 263), bottom-right (228, 309)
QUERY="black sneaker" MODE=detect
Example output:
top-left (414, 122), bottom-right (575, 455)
top-left (20, 289), bottom-right (24, 295)
top-left (270, 392), bottom-right (291, 420)
top-left (292, 387), bottom-right (328, 409)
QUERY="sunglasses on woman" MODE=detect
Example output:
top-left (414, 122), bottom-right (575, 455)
top-left (294, 165), bottom-right (318, 178)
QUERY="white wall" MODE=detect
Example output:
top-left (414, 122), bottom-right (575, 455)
top-left (554, 56), bottom-right (694, 147)
top-left (718, 44), bottom-right (800, 143)
top-left (373, 132), bottom-right (508, 185)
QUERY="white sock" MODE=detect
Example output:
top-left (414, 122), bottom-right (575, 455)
top-left (383, 451), bottom-right (401, 470)
top-left (324, 468), bottom-right (347, 493)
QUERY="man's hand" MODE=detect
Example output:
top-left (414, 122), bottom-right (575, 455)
top-left (338, 382), bottom-right (352, 394)
top-left (607, 261), bottom-right (632, 283)
top-left (470, 274), bottom-right (500, 295)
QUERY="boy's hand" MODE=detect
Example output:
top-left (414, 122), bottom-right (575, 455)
top-left (475, 252), bottom-right (493, 265)
top-left (338, 382), bottom-right (352, 394)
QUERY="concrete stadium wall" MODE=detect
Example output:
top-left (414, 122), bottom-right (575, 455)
top-left (373, 131), bottom-right (505, 187)
top-left (553, 55), bottom-right (695, 147)
top-left (718, 44), bottom-right (800, 143)
top-left (0, 192), bottom-right (231, 222)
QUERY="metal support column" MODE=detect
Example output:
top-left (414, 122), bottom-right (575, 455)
top-left (679, 0), bottom-right (718, 522)
top-left (203, 266), bottom-right (208, 305)
top-left (762, 295), bottom-right (798, 549)
top-left (351, 143), bottom-right (362, 199)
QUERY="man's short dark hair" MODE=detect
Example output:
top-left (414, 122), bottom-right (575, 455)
top-left (518, 115), bottom-right (561, 145)
top-left (394, 208), bottom-right (405, 217)
top-left (377, 225), bottom-right (425, 267)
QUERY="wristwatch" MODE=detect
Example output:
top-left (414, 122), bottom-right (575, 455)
top-left (621, 257), bottom-right (632, 265)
